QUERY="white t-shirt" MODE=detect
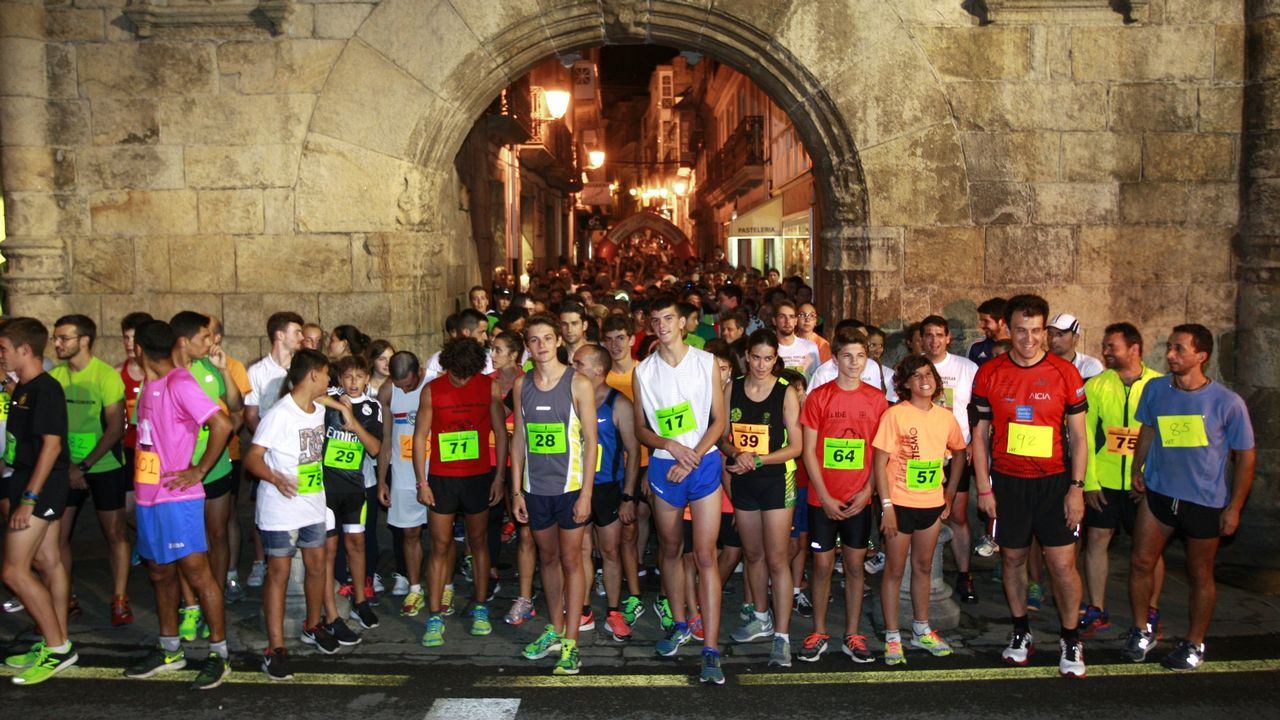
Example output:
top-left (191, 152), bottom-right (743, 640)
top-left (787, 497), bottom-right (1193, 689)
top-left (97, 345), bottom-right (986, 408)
top-left (424, 349), bottom-right (493, 383)
top-left (809, 357), bottom-right (896, 400)
top-left (252, 394), bottom-right (327, 531)
top-left (1070, 352), bottom-right (1105, 381)
top-left (776, 335), bottom-right (821, 383)
top-left (245, 354), bottom-right (288, 414)
top-left (932, 353), bottom-right (978, 444)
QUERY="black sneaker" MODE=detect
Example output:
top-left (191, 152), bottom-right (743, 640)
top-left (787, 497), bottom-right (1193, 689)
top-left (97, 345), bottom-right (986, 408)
top-left (954, 574), bottom-right (978, 604)
top-left (793, 590), bottom-right (813, 618)
top-left (123, 646), bottom-right (187, 679)
top-left (301, 623), bottom-right (340, 654)
top-left (262, 647), bottom-right (293, 681)
top-left (350, 600), bottom-right (380, 630)
top-left (328, 617), bottom-right (362, 646)
top-left (191, 653), bottom-right (231, 690)
top-left (1161, 640), bottom-right (1204, 671)
top-left (1121, 626), bottom-right (1156, 663)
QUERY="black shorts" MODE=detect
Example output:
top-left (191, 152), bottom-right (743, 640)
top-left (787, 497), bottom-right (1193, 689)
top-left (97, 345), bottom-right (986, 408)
top-left (428, 473), bottom-right (491, 516)
top-left (807, 504), bottom-right (873, 553)
top-left (893, 504), bottom-right (945, 534)
top-left (1084, 487), bottom-right (1138, 534)
top-left (991, 472), bottom-right (1078, 549)
top-left (121, 448), bottom-right (136, 491)
top-left (944, 459), bottom-right (972, 494)
top-left (7, 474), bottom-right (70, 522)
top-left (204, 470), bottom-right (235, 500)
top-left (682, 512), bottom-right (739, 551)
top-left (229, 460), bottom-right (243, 496)
top-left (325, 492), bottom-right (367, 536)
top-left (67, 467), bottom-right (129, 512)
top-left (591, 481), bottom-right (622, 527)
top-left (526, 491), bottom-right (586, 531)
top-left (1146, 490), bottom-right (1222, 540)
top-left (731, 472), bottom-right (795, 512)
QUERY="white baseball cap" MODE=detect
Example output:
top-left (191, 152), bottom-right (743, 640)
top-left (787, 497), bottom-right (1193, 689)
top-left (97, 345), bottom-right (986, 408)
top-left (1048, 313), bottom-right (1080, 334)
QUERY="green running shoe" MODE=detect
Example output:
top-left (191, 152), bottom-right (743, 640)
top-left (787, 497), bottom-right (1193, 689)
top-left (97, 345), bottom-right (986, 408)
top-left (421, 614), bottom-right (445, 647)
top-left (4, 640), bottom-right (45, 670)
top-left (621, 595), bottom-right (645, 625)
top-left (124, 646), bottom-right (187, 678)
top-left (552, 638), bottom-right (580, 675)
top-left (12, 642), bottom-right (77, 686)
top-left (178, 606), bottom-right (202, 642)
top-left (522, 625), bottom-right (562, 660)
top-left (653, 596), bottom-right (674, 632)
top-left (470, 604), bottom-right (492, 636)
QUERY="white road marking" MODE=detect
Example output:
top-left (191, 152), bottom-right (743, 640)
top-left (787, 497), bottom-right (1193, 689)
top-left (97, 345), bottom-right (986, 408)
top-left (424, 698), bottom-right (521, 720)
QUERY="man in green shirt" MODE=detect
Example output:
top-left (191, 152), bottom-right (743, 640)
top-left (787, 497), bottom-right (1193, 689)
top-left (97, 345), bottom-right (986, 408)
top-left (50, 315), bottom-right (129, 625)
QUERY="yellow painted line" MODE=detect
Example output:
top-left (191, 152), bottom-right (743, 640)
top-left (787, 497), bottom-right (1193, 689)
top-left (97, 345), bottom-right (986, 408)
top-left (476, 674), bottom-right (694, 688)
top-left (736, 659), bottom-right (1280, 686)
top-left (0, 665), bottom-right (412, 687)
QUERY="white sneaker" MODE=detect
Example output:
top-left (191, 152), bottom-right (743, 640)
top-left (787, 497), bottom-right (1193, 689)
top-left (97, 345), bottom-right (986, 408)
top-left (974, 535), bottom-right (1000, 558)
top-left (391, 573), bottom-right (410, 596)
top-left (246, 561), bottom-right (266, 588)
top-left (1059, 638), bottom-right (1086, 678)
top-left (372, 573), bottom-right (386, 594)
top-left (1002, 630), bottom-right (1034, 665)
top-left (863, 551), bottom-right (885, 575)
top-left (593, 570), bottom-right (606, 597)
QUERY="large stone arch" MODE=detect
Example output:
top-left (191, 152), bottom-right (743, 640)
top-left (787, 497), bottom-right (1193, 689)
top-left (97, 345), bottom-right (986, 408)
top-left (294, 0), bottom-right (967, 342)
top-left (599, 210), bottom-right (695, 262)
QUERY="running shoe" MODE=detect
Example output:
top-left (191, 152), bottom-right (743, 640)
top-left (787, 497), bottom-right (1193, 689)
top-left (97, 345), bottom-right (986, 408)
top-left (452, 520), bottom-right (465, 542)
top-left (911, 630), bottom-right (953, 657)
top-left (372, 573), bottom-right (386, 594)
top-left (506, 596), bottom-right (536, 626)
top-left (262, 647), bottom-right (293, 681)
top-left (111, 595), bottom-right (134, 626)
top-left (731, 613), bottom-right (775, 643)
top-left (579, 609), bottom-right (596, 632)
top-left (884, 638), bottom-right (906, 665)
top-left (974, 535), bottom-right (999, 558)
top-left (605, 610), bottom-right (632, 641)
top-left (768, 635), bottom-right (792, 668)
top-left (362, 576), bottom-right (377, 606)
top-left (12, 642), bottom-right (77, 686)
top-left (179, 605), bottom-right (202, 642)
top-left (797, 632), bottom-right (829, 662)
top-left (301, 623), bottom-right (340, 654)
top-left (522, 625), bottom-right (562, 660)
top-left (1078, 606), bottom-right (1110, 638)
top-left (501, 521), bottom-right (516, 544)
top-left (441, 585), bottom-right (456, 617)
top-left (461, 555), bottom-right (474, 583)
top-left (1148, 607), bottom-right (1164, 640)
top-left (793, 590), bottom-right (813, 618)
top-left (738, 602), bottom-right (754, 624)
top-left (620, 595), bottom-right (645, 625)
top-left (246, 560), bottom-right (266, 588)
top-left (656, 625), bottom-right (693, 656)
top-left (842, 634), bottom-right (874, 663)
top-left (327, 617), bottom-right (362, 646)
top-left (593, 569), bottom-right (605, 597)
top-left (653, 596), bottom-right (674, 631)
top-left (486, 576), bottom-right (501, 603)
top-left (2, 596), bottom-right (25, 614)
top-left (422, 614), bottom-right (445, 647)
top-left (1161, 640), bottom-right (1204, 671)
top-left (700, 649), bottom-right (725, 685)
top-left (1121, 626), bottom-right (1156, 663)
top-left (954, 574), bottom-right (978, 604)
top-left (689, 614), bottom-right (705, 641)
top-left (863, 551), bottom-right (885, 575)
top-left (391, 573), bottom-right (410, 596)
top-left (1002, 630), bottom-right (1034, 665)
top-left (124, 646), bottom-right (186, 678)
top-left (400, 590), bottom-right (425, 617)
top-left (1059, 638), bottom-right (1086, 678)
top-left (225, 576), bottom-right (245, 604)
top-left (1027, 580), bottom-right (1043, 612)
top-left (350, 600), bottom-right (380, 630)
top-left (5, 640), bottom-right (45, 669)
top-left (471, 604), bottom-right (492, 636)
top-left (191, 652), bottom-right (231, 690)
top-left (553, 638), bottom-right (580, 676)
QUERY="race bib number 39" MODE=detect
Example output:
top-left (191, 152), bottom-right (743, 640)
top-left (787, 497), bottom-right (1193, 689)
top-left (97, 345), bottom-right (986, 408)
top-left (324, 439), bottom-right (363, 470)
top-left (731, 422), bottom-right (769, 453)
top-left (1157, 415), bottom-right (1208, 448)
top-left (655, 401), bottom-right (694, 438)
top-left (823, 438), bottom-right (865, 470)
top-left (905, 458), bottom-right (943, 490)
top-left (1007, 422), bottom-right (1052, 458)
top-left (1106, 426), bottom-right (1140, 456)
top-left (438, 430), bottom-right (479, 462)
top-left (528, 423), bottom-right (567, 454)
top-left (297, 462), bottom-right (324, 494)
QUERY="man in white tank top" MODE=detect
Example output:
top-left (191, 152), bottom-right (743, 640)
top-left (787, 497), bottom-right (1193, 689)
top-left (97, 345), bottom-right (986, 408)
top-left (632, 295), bottom-right (728, 685)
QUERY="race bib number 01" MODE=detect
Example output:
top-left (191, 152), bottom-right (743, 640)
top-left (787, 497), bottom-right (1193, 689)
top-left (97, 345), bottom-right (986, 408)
top-left (655, 401), bottom-right (694, 438)
top-left (905, 458), bottom-right (943, 490)
top-left (297, 462), bottom-right (324, 494)
top-left (527, 423), bottom-right (567, 454)
top-left (823, 438), bottom-right (865, 470)
top-left (68, 431), bottom-right (97, 463)
top-left (1007, 422), bottom-right (1052, 458)
top-left (731, 422), bottom-right (769, 453)
top-left (324, 438), bottom-right (364, 470)
top-left (1157, 415), bottom-right (1209, 448)
top-left (438, 430), bottom-right (479, 462)
top-left (1106, 426), bottom-right (1140, 456)
top-left (134, 449), bottom-right (160, 485)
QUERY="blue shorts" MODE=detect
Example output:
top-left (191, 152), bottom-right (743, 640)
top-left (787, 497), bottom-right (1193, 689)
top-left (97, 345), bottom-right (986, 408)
top-left (790, 487), bottom-right (810, 538)
top-left (525, 491), bottom-right (586, 532)
top-left (136, 500), bottom-right (207, 565)
top-left (648, 450), bottom-right (723, 509)
top-left (261, 522), bottom-right (327, 557)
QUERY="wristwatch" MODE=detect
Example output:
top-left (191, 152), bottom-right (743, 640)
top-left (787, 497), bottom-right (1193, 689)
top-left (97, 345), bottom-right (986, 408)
top-left (76, 461), bottom-right (90, 473)
top-left (1069, 479), bottom-right (1085, 489)
top-left (620, 493), bottom-right (636, 503)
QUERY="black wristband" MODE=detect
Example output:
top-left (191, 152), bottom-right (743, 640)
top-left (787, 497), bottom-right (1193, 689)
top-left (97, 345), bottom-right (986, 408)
top-left (620, 493), bottom-right (635, 502)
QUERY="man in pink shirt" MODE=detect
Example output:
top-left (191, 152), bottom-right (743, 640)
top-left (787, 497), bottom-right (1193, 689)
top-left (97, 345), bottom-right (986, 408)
top-left (124, 320), bottom-right (233, 690)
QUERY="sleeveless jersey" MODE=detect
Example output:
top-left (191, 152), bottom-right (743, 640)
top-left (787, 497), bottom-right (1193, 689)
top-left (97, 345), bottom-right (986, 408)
top-left (428, 373), bottom-right (494, 477)
top-left (595, 389), bottom-right (622, 485)
top-left (389, 374), bottom-right (427, 490)
top-left (520, 368), bottom-right (583, 495)
top-left (635, 346), bottom-right (716, 461)
top-left (728, 375), bottom-right (790, 483)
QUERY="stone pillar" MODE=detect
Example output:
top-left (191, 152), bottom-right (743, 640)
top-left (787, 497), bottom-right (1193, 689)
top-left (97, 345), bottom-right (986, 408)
top-left (819, 223), bottom-right (902, 327)
top-left (1238, 1), bottom-right (1280, 505)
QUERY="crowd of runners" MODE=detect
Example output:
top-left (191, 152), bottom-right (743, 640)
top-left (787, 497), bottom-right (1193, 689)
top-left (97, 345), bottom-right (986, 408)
top-left (0, 259), bottom-right (1256, 687)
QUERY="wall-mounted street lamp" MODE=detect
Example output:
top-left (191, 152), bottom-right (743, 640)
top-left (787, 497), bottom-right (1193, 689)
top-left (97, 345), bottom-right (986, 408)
top-left (544, 89), bottom-right (571, 120)
top-left (587, 150), bottom-right (605, 169)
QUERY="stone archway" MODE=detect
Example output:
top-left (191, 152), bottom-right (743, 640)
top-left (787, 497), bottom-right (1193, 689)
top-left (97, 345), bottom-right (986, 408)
top-left (295, 0), bottom-right (967, 344)
top-left (598, 210), bottom-right (695, 263)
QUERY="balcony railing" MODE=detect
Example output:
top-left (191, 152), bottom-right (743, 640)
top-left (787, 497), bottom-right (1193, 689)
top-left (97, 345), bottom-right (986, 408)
top-left (700, 115), bottom-right (764, 202)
